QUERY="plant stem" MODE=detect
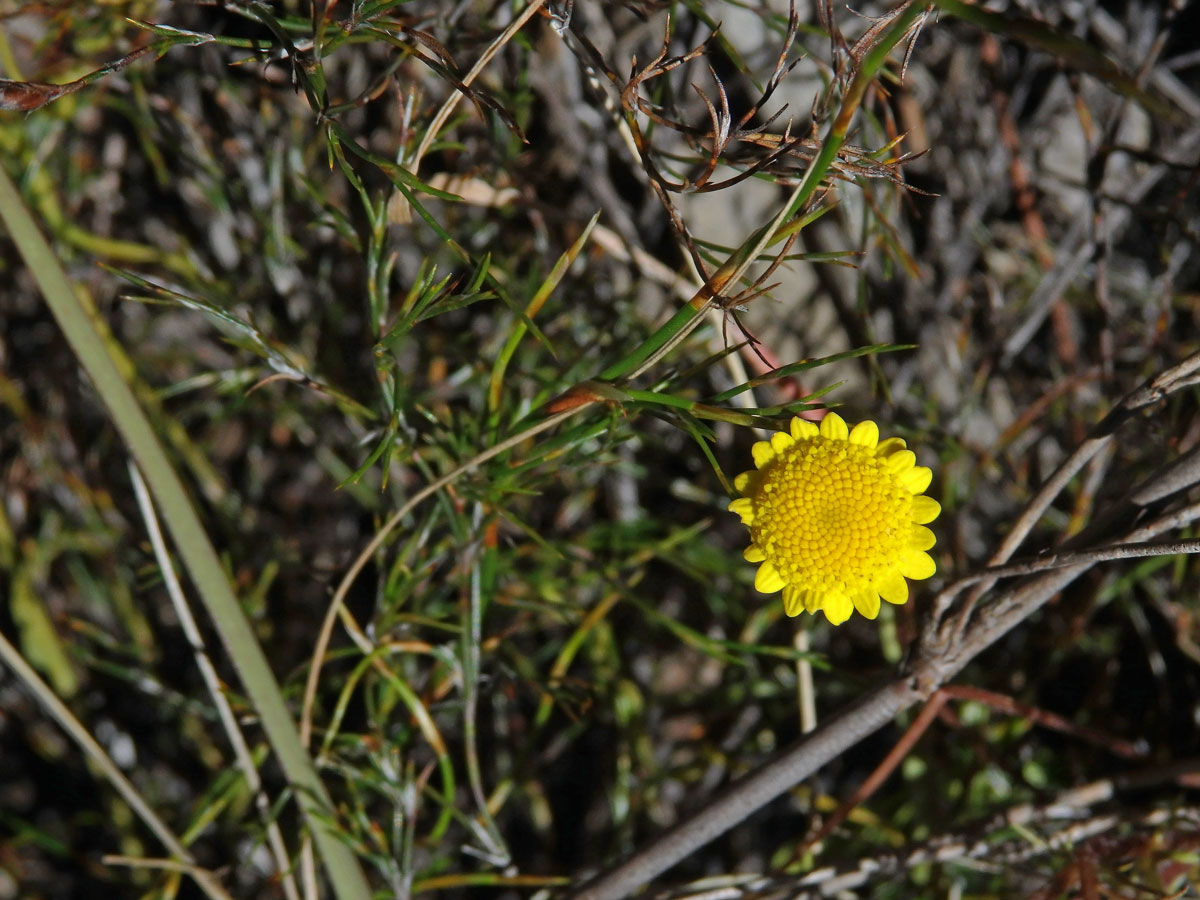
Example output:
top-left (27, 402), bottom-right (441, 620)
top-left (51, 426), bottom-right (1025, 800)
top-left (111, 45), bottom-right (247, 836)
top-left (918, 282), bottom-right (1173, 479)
top-left (0, 164), bottom-right (374, 900)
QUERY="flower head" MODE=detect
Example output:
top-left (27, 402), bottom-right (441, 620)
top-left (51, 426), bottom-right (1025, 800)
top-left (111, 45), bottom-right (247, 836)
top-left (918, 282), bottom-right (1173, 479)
top-left (728, 413), bottom-right (939, 625)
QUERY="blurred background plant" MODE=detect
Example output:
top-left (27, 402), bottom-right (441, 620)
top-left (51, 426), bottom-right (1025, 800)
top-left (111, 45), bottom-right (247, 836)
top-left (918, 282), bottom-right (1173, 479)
top-left (2, 1), bottom-right (1199, 899)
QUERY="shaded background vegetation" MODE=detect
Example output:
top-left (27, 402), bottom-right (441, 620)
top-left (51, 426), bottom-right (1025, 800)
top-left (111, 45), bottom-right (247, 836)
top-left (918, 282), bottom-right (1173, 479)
top-left (2, 0), bottom-right (1200, 898)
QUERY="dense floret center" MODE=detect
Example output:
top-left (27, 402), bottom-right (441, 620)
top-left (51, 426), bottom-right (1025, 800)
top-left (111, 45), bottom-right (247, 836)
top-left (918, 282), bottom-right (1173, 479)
top-left (749, 440), bottom-right (910, 587)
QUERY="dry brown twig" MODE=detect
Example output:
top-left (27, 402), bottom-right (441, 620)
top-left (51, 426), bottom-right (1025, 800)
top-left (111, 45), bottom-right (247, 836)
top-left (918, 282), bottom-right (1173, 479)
top-left (568, 349), bottom-right (1200, 900)
top-left (794, 681), bottom-right (1151, 861)
top-left (399, 7), bottom-right (1200, 899)
top-left (650, 770), bottom-right (1200, 900)
top-left (610, 7), bottom-right (923, 195)
top-left (927, 349), bottom-right (1200, 652)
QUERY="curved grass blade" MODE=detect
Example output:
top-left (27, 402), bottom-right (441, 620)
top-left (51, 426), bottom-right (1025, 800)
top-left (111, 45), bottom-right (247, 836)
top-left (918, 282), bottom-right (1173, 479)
top-left (0, 164), bottom-right (373, 900)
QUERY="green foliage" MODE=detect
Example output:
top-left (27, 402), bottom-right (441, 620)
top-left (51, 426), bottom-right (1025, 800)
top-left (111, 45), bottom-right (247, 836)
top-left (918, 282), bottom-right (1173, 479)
top-left (2, 1), bottom-right (1198, 899)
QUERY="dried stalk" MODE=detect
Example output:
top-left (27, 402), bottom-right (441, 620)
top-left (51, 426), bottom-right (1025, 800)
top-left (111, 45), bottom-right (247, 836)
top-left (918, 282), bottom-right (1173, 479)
top-left (568, 350), bottom-right (1200, 900)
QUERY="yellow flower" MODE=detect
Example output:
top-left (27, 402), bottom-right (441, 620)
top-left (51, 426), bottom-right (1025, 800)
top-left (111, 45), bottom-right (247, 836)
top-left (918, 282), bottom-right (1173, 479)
top-left (728, 412), bottom-right (940, 625)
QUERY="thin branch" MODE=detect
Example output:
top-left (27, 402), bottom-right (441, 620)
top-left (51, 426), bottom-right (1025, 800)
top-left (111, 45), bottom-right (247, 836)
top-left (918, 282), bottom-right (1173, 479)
top-left (654, 771), bottom-right (1200, 899)
top-left (936, 537), bottom-right (1200, 600)
top-left (566, 678), bottom-right (923, 900)
top-left (926, 347), bottom-right (1200, 648)
top-left (129, 464), bottom-right (302, 900)
top-left (300, 408), bottom-right (585, 750)
top-left (797, 691), bottom-right (949, 855)
top-left (0, 157), bottom-right (372, 900)
top-left (407, 0), bottom-right (546, 170)
top-left (0, 632), bottom-right (234, 900)
top-left (567, 348), bottom-right (1200, 900)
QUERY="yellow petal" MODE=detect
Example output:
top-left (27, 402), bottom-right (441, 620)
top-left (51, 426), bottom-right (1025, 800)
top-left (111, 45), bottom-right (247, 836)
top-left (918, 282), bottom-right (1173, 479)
top-left (909, 525), bottom-right (936, 551)
top-left (853, 591), bottom-right (881, 620)
top-left (743, 544), bottom-right (766, 563)
top-left (900, 465), bottom-right (933, 494)
top-left (911, 495), bottom-right (941, 524)
top-left (802, 589), bottom-right (823, 613)
top-left (822, 593), bottom-right (854, 625)
top-left (751, 440), bottom-right (775, 469)
top-left (876, 436), bottom-right (908, 458)
top-left (770, 431), bottom-right (795, 455)
top-left (782, 586), bottom-right (804, 617)
top-left (733, 471), bottom-right (754, 493)
top-left (848, 420), bottom-right (879, 449)
top-left (820, 411), bottom-right (849, 441)
top-left (790, 417), bottom-right (819, 440)
top-left (754, 561), bottom-right (786, 593)
top-left (728, 497), bottom-right (755, 524)
top-left (884, 449), bottom-right (917, 474)
top-left (878, 571), bottom-right (909, 605)
top-left (899, 551), bottom-right (936, 580)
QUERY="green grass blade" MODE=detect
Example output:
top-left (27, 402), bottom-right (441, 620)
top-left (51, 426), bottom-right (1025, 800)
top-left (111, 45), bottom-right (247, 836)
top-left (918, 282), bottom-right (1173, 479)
top-left (0, 165), bottom-right (373, 900)
top-left (487, 211), bottom-right (601, 416)
top-left (596, 3), bottom-right (927, 386)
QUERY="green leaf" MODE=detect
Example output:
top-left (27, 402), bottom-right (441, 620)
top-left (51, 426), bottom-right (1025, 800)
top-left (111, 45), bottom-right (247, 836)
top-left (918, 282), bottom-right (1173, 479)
top-left (10, 563), bottom-right (78, 698)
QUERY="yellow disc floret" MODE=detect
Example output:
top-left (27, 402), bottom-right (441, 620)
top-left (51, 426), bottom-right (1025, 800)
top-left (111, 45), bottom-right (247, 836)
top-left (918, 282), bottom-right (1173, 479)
top-left (728, 412), bottom-right (940, 625)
